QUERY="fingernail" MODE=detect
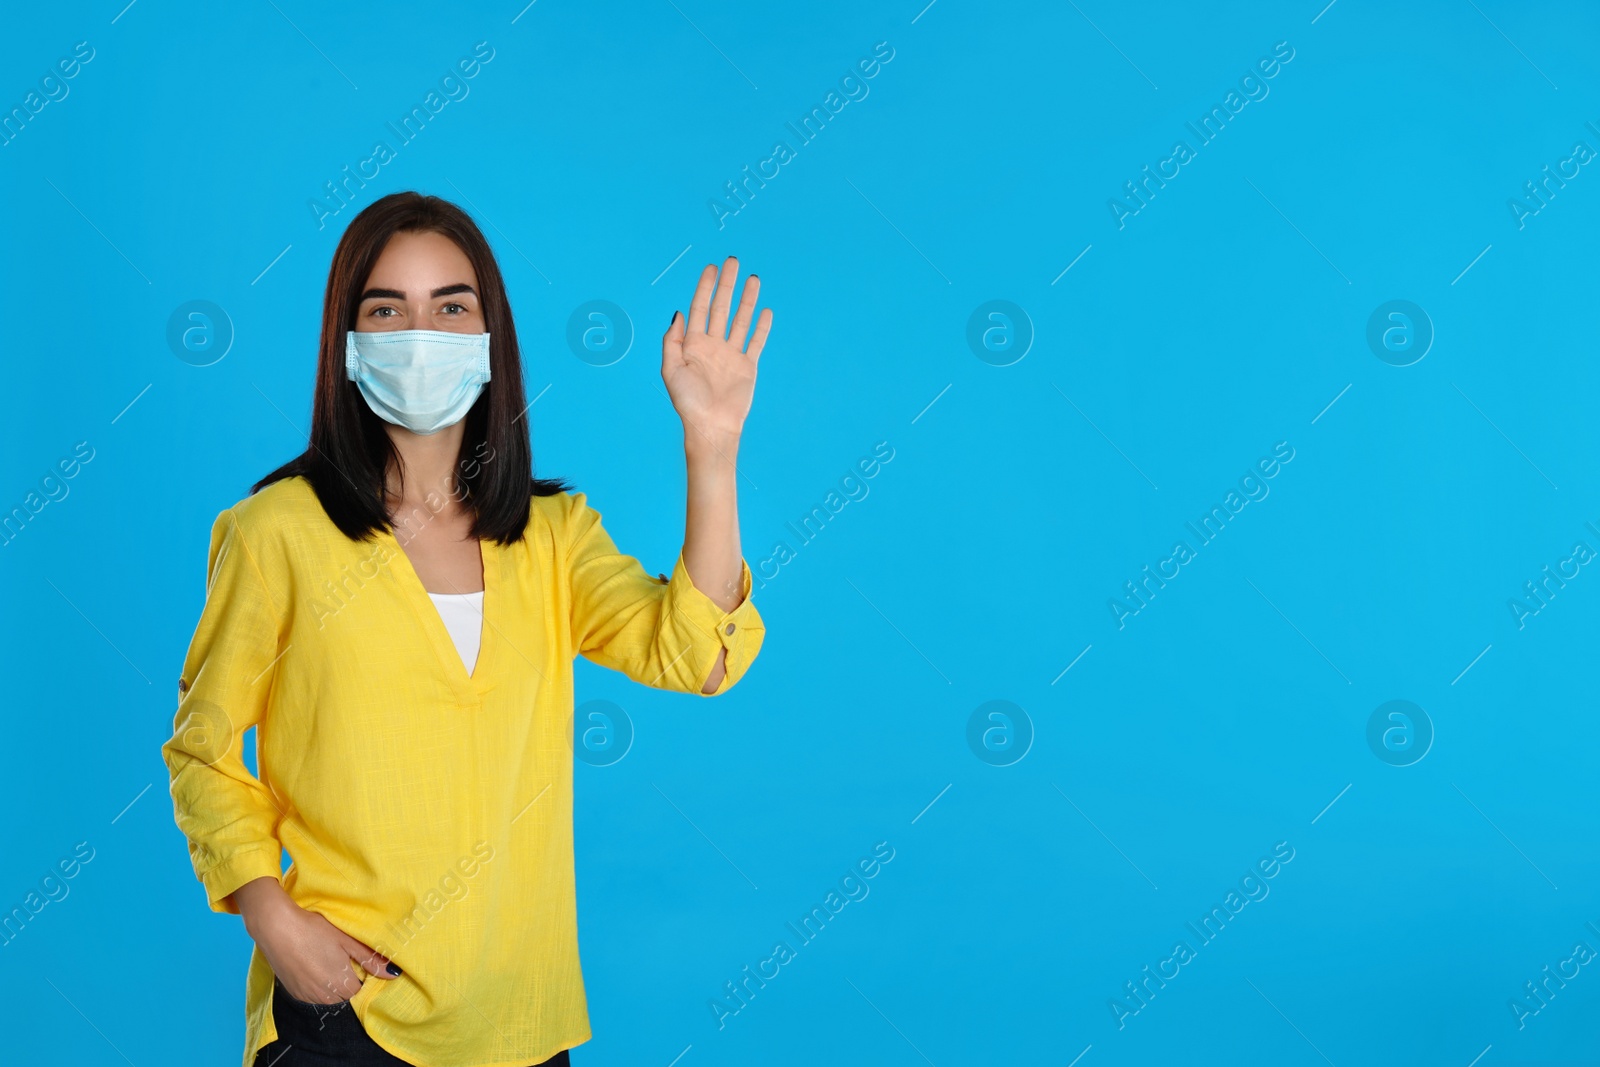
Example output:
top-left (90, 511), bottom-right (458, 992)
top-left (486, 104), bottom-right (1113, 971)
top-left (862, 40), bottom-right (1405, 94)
top-left (387, 963), bottom-right (402, 976)
top-left (668, 312), bottom-right (677, 327)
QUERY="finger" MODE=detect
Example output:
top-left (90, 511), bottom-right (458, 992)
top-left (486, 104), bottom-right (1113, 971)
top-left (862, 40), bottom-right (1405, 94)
top-left (661, 311), bottom-right (683, 375)
top-left (294, 973), bottom-right (353, 1005)
top-left (728, 274), bottom-right (760, 351)
top-left (708, 256), bottom-right (739, 339)
top-left (746, 307), bottom-right (773, 364)
top-left (687, 263), bottom-right (718, 335)
top-left (346, 936), bottom-right (402, 979)
top-left (306, 964), bottom-right (363, 1003)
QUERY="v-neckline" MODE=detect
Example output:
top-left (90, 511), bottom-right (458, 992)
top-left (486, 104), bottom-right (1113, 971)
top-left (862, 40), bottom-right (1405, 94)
top-left (379, 528), bottom-right (497, 698)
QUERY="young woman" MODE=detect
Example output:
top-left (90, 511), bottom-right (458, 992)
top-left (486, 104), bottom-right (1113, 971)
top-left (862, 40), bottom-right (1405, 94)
top-left (161, 191), bottom-right (770, 1066)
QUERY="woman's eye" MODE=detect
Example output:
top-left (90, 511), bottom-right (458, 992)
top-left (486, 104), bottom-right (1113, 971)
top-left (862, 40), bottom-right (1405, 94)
top-left (371, 306), bottom-right (395, 317)
top-left (444, 303), bottom-right (465, 314)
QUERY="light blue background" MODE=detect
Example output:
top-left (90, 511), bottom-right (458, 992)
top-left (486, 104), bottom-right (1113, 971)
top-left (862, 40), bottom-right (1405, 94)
top-left (3, 1), bottom-right (1598, 1064)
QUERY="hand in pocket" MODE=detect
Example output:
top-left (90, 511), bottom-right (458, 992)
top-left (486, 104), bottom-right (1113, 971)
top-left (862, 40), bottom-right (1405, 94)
top-left (234, 877), bottom-right (401, 1004)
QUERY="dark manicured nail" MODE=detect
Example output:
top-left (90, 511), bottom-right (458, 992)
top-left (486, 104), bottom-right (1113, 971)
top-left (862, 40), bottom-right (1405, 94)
top-left (668, 312), bottom-right (677, 327)
top-left (387, 963), bottom-right (402, 976)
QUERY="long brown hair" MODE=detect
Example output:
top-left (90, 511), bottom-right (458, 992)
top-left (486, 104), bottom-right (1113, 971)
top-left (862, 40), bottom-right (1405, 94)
top-left (253, 191), bottom-right (570, 544)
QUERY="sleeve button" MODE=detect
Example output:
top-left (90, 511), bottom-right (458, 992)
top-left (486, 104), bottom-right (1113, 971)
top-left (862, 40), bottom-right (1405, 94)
top-left (178, 678), bottom-right (189, 694)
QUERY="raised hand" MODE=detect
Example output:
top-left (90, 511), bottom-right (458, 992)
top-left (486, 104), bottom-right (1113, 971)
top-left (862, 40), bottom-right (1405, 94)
top-left (663, 256), bottom-right (772, 444)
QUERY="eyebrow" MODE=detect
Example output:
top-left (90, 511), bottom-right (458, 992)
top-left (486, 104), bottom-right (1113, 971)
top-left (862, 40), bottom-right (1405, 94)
top-left (359, 283), bottom-right (478, 301)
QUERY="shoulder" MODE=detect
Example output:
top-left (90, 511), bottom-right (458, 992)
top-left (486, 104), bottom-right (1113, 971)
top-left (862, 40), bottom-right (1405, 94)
top-left (527, 488), bottom-right (594, 527)
top-left (208, 476), bottom-right (331, 574)
top-left (226, 475), bottom-right (324, 536)
top-left (526, 488), bottom-right (606, 551)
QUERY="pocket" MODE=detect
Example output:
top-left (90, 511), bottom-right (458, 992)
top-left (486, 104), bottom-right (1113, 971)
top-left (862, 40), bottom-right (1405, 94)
top-left (271, 975), bottom-right (360, 1049)
top-left (274, 975), bottom-right (354, 1012)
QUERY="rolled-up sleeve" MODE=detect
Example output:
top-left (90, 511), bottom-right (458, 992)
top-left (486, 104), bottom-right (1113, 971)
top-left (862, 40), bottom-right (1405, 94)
top-left (563, 491), bottom-right (764, 696)
top-left (161, 506), bottom-right (288, 914)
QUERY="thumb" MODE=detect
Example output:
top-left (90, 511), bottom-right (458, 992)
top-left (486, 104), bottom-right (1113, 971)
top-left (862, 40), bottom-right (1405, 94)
top-left (662, 313), bottom-right (683, 363)
top-left (345, 936), bottom-right (402, 979)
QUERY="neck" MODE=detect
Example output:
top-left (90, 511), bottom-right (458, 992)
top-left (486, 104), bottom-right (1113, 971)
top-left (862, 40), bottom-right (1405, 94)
top-left (383, 422), bottom-right (468, 519)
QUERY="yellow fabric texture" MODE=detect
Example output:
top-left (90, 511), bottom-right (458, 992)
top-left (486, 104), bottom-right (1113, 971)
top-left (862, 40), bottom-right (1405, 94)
top-left (161, 475), bottom-right (764, 1067)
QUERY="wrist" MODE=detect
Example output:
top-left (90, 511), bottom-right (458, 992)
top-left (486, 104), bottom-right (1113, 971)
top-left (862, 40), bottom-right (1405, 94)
top-left (683, 426), bottom-right (741, 462)
top-left (234, 876), bottom-right (292, 934)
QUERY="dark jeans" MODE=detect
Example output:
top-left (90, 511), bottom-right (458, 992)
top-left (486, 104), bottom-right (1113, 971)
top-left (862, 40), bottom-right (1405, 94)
top-left (255, 977), bottom-right (572, 1067)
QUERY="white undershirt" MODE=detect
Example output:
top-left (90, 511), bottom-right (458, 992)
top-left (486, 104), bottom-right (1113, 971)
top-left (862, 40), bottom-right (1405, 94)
top-left (427, 590), bottom-right (484, 675)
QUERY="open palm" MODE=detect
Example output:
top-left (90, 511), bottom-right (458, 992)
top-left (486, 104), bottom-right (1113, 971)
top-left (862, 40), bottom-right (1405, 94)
top-left (663, 256), bottom-right (772, 442)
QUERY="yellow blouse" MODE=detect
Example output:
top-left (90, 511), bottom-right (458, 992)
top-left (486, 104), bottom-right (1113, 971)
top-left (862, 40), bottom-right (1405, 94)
top-left (161, 474), bottom-right (764, 1067)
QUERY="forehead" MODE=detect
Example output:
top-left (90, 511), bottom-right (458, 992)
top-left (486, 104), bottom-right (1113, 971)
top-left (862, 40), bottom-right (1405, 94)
top-left (363, 230), bottom-right (478, 290)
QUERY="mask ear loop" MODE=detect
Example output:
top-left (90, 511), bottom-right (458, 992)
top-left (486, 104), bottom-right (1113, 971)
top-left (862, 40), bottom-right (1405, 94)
top-left (345, 331), bottom-right (361, 380)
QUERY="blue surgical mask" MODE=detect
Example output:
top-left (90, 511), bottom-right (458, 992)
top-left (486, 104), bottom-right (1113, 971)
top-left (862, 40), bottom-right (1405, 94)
top-left (345, 329), bottom-right (492, 435)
